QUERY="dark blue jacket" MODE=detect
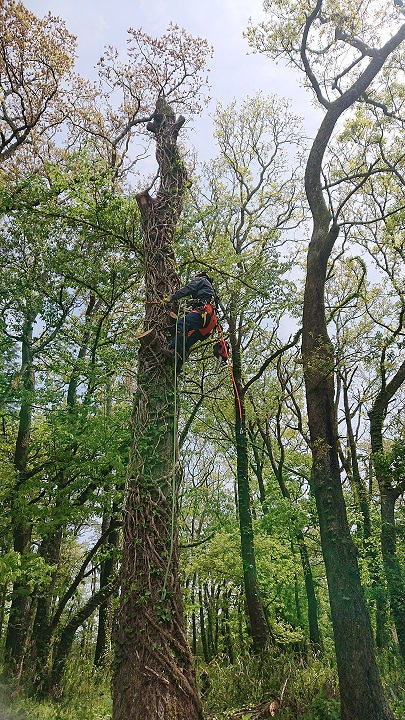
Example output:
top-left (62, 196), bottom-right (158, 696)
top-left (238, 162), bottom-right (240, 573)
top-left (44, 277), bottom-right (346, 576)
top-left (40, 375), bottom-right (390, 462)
top-left (170, 276), bottom-right (217, 305)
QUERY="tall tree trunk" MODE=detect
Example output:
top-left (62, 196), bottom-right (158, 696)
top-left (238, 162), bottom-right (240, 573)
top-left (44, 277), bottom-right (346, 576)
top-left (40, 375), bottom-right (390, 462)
top-left (4, 314), bottom-right (35, 679)
top-left (229, 337), bottom-right (271, 653)
top-left (303, 135), bottom-right (394, 720)
top-left (299, 22), bottom-right (405, 715)
top-left (112, 97), bottom-right (202, 720)
top-left (303, 230), bottom-right (392, 720)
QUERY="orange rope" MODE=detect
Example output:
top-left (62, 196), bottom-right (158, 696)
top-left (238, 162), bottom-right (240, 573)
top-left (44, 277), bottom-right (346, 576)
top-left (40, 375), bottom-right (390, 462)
top-left (218, 324), bottom-right (243, 425)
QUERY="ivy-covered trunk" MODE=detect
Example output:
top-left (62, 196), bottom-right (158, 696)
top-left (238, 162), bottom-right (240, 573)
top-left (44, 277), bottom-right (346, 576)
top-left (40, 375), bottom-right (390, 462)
top-left (112, 97), bottom-right (202, 720)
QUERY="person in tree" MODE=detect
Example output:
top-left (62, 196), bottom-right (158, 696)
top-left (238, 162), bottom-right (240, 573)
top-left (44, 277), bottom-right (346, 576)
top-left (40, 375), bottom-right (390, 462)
top-left (162, 271), bottom-right (219, 368)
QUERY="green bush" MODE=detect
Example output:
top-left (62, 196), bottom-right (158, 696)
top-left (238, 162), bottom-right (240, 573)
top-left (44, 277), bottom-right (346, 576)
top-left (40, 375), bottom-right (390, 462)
top-left (303, 691), bottom-right (340, 720)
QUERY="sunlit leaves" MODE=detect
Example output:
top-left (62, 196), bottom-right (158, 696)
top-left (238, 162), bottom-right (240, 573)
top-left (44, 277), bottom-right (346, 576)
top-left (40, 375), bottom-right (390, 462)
top-left (247, 0), bottom-right (405, 107)
top-left (0, 1), bottom-right (76, 160)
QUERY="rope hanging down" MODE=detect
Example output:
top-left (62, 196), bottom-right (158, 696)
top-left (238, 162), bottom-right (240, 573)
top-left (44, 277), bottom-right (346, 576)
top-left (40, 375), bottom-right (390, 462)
top-left (217, 323), bottom-right (243, 429)
top-left (161, 307), bottom-right (186, 600)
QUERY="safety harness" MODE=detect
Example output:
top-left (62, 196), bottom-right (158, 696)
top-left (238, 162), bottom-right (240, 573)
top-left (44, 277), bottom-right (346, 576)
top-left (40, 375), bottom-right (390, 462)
top-left (188, 299), bottom-right (218, 338)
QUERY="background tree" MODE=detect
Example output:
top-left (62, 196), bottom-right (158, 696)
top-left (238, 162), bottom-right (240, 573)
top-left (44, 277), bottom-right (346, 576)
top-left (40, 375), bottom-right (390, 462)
top-left (249, 2), bottom-right (405, 719)
top-left (0, 1), bottom-right (76, 162)
top-left (0, 156), bottom-right (140, 690)
top-left (182, 92), bottom-right (305, 652)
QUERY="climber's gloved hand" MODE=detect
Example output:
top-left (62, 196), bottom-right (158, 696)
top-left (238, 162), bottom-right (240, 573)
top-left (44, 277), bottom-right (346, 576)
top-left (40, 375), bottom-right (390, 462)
top-left (160, 296), bottom-right (172, 305)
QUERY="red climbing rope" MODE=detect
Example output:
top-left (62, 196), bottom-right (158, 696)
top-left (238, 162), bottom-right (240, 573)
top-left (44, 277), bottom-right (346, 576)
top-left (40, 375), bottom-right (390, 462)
top-left (218, 324), bottom-right (243, 425)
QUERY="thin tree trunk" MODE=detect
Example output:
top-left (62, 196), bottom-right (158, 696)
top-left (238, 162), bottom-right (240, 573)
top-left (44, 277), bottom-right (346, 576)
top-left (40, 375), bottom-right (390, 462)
top-left (4, 314), bottom-right (35, 679)
top-left (368, 357), bottom-right (405, 662)
top-left (222, 588), bottom-right (234, 664)
top-left (29, 294), bottom-right (104, 688)
top-left (339, 374), bottom-right (389, 647)
top-left (94, 507), bottom-right (120, 666)
top-left (49, 578), bottom-right (118, 696)
top-left (296, 532), bottom-right (322, 650)
top-left (29, 530), bottom-right (63, 690)
top-left (199, 585), bottom-right (210, 663)
top-left (204, 584), bottom-right (215, 659)
top-left (0, 584), bottom-right (7, 645)
top-left (95, 378), bottom-right (121, 667)
top-left (340, 374), bottom-right (371, 539)
top-left (191, 574), bottom-right (197, 656)
top-left (112, 97), bottom-right (202, 720)
top-left (380, 489), bottom-right (405, 659)
top-left (254, 415), bottom-right (322, 651)
top-left (223, 332), bottom-right (272, 654)
top-left (229, 339), bottom-right (270, 652)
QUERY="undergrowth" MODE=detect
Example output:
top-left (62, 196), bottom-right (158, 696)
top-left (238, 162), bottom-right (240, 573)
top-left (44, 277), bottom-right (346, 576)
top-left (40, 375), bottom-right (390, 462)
top-left (198, 650), bottom-right (340, 719)
top-left (0, 648), bottom-right (403, 720)
top-left (1, 658), bottom-right (112, 720)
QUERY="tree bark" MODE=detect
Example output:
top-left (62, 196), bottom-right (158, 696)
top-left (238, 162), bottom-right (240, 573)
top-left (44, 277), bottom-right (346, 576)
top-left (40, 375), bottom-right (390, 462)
top-left (112, 96), bottom-right (202, 720)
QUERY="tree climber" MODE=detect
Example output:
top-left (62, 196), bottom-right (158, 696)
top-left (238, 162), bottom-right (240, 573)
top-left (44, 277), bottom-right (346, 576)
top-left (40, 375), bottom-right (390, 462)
top-left (162, 271), bottom-right (219, 369)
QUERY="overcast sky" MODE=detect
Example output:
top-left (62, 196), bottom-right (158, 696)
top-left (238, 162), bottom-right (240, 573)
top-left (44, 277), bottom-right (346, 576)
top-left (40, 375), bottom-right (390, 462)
top-left (23, 0), bottom-right (320, 165)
